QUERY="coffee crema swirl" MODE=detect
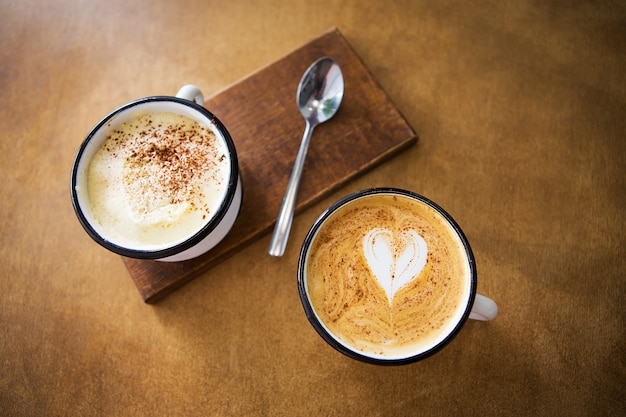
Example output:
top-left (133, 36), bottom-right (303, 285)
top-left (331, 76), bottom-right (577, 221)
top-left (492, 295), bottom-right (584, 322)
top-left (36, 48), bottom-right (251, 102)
top-left (306, 194), bottom-right (471, 359)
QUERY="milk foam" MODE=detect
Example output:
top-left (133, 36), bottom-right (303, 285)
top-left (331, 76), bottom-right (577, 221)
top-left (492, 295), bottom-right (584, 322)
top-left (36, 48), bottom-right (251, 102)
top-left (85, 111), bottom-right (230, 249)
top-left (363, 228), bottom-right (428, 306)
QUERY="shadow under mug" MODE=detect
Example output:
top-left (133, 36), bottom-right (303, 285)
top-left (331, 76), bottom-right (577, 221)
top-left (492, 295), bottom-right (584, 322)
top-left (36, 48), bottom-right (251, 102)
top-left (70, 85), bottom-right (242, 262)
top-left (297, 188), bottom-right (498, 365)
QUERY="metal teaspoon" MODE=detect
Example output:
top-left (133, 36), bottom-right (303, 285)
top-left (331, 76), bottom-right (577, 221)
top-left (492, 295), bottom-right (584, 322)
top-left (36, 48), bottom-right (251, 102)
top-left (268, 57), bottom-right (344, 257)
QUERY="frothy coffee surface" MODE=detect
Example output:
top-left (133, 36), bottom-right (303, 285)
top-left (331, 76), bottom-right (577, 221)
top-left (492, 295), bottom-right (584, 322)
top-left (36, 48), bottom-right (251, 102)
top-left (306, 194), bottom-right (471, 359)
top-left (86, 111), bottom-right (229, 249)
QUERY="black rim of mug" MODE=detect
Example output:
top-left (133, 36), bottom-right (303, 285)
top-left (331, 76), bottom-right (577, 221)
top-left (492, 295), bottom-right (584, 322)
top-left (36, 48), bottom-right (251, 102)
top-left (297, 187), bottom-right (478, 365)
top-left (70, 96), bottom-right (239, 260)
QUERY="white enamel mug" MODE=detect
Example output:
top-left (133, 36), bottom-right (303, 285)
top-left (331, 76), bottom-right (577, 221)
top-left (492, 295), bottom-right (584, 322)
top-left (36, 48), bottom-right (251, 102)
top-left (298, 188), bottom-right (497, 365)
top-left (71, 86), bottom-right (242, 262)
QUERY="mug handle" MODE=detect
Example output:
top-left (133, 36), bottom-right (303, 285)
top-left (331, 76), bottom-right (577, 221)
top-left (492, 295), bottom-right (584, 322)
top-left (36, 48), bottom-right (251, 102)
top-left (469, 294), bottom-right (498, 321)
top-left (176, 85), bottom-right (204, 106)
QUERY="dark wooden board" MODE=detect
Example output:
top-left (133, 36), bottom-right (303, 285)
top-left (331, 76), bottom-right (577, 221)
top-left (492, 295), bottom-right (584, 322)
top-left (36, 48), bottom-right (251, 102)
top-left (122, 28), bottom-right (417, 303)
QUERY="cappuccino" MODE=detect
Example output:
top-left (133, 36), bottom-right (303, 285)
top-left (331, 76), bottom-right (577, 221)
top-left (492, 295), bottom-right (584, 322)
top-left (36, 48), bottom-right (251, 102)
top-left (84, 111), bottom-right (230, 250)
top-left (302, 191), bottom-right (472, 361)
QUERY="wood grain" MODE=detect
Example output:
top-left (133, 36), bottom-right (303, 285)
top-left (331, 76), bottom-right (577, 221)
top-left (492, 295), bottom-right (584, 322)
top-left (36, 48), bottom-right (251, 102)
top-left (122, 28), bottom-right (417, 303)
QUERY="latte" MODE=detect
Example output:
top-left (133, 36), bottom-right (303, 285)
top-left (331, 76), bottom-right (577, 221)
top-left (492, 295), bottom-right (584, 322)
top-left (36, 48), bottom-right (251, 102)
top-left (84, 111), bottom-right (230, 250)
top-left (301, 191), bottom-right (473, 361)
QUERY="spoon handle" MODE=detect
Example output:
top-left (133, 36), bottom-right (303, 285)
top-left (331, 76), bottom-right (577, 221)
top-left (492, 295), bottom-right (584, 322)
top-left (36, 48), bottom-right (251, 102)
top-left (268, 121), bottom-right (315, 257)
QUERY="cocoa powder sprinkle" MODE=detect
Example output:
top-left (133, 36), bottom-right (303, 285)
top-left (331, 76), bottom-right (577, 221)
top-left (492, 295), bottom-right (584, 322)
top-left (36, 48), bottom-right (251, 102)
top-left (104, 112), bottom-right (225, 216)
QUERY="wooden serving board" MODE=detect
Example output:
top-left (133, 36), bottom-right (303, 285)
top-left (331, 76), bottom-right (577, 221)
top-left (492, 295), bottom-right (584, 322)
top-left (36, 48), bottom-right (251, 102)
top-left (123, 28), bottom-right (417, 303)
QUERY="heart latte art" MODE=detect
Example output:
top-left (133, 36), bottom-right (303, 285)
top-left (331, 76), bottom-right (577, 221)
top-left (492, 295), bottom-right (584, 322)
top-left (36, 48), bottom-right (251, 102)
top-left (363, 228), bottom-right (428, 306)
top-left (305, 193), bottom-right (471, 360)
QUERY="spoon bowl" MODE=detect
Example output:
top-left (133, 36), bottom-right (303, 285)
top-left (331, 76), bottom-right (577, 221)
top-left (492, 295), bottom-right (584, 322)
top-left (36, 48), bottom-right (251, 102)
top-left (268, 57), bottom-right (344, 257)
top-left (297, 59), bottom-right (344, 124)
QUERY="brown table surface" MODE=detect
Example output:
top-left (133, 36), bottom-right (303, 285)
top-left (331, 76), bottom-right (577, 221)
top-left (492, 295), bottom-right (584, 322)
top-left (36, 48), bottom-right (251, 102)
top-left (1, 1), bottom-right (624, 416)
